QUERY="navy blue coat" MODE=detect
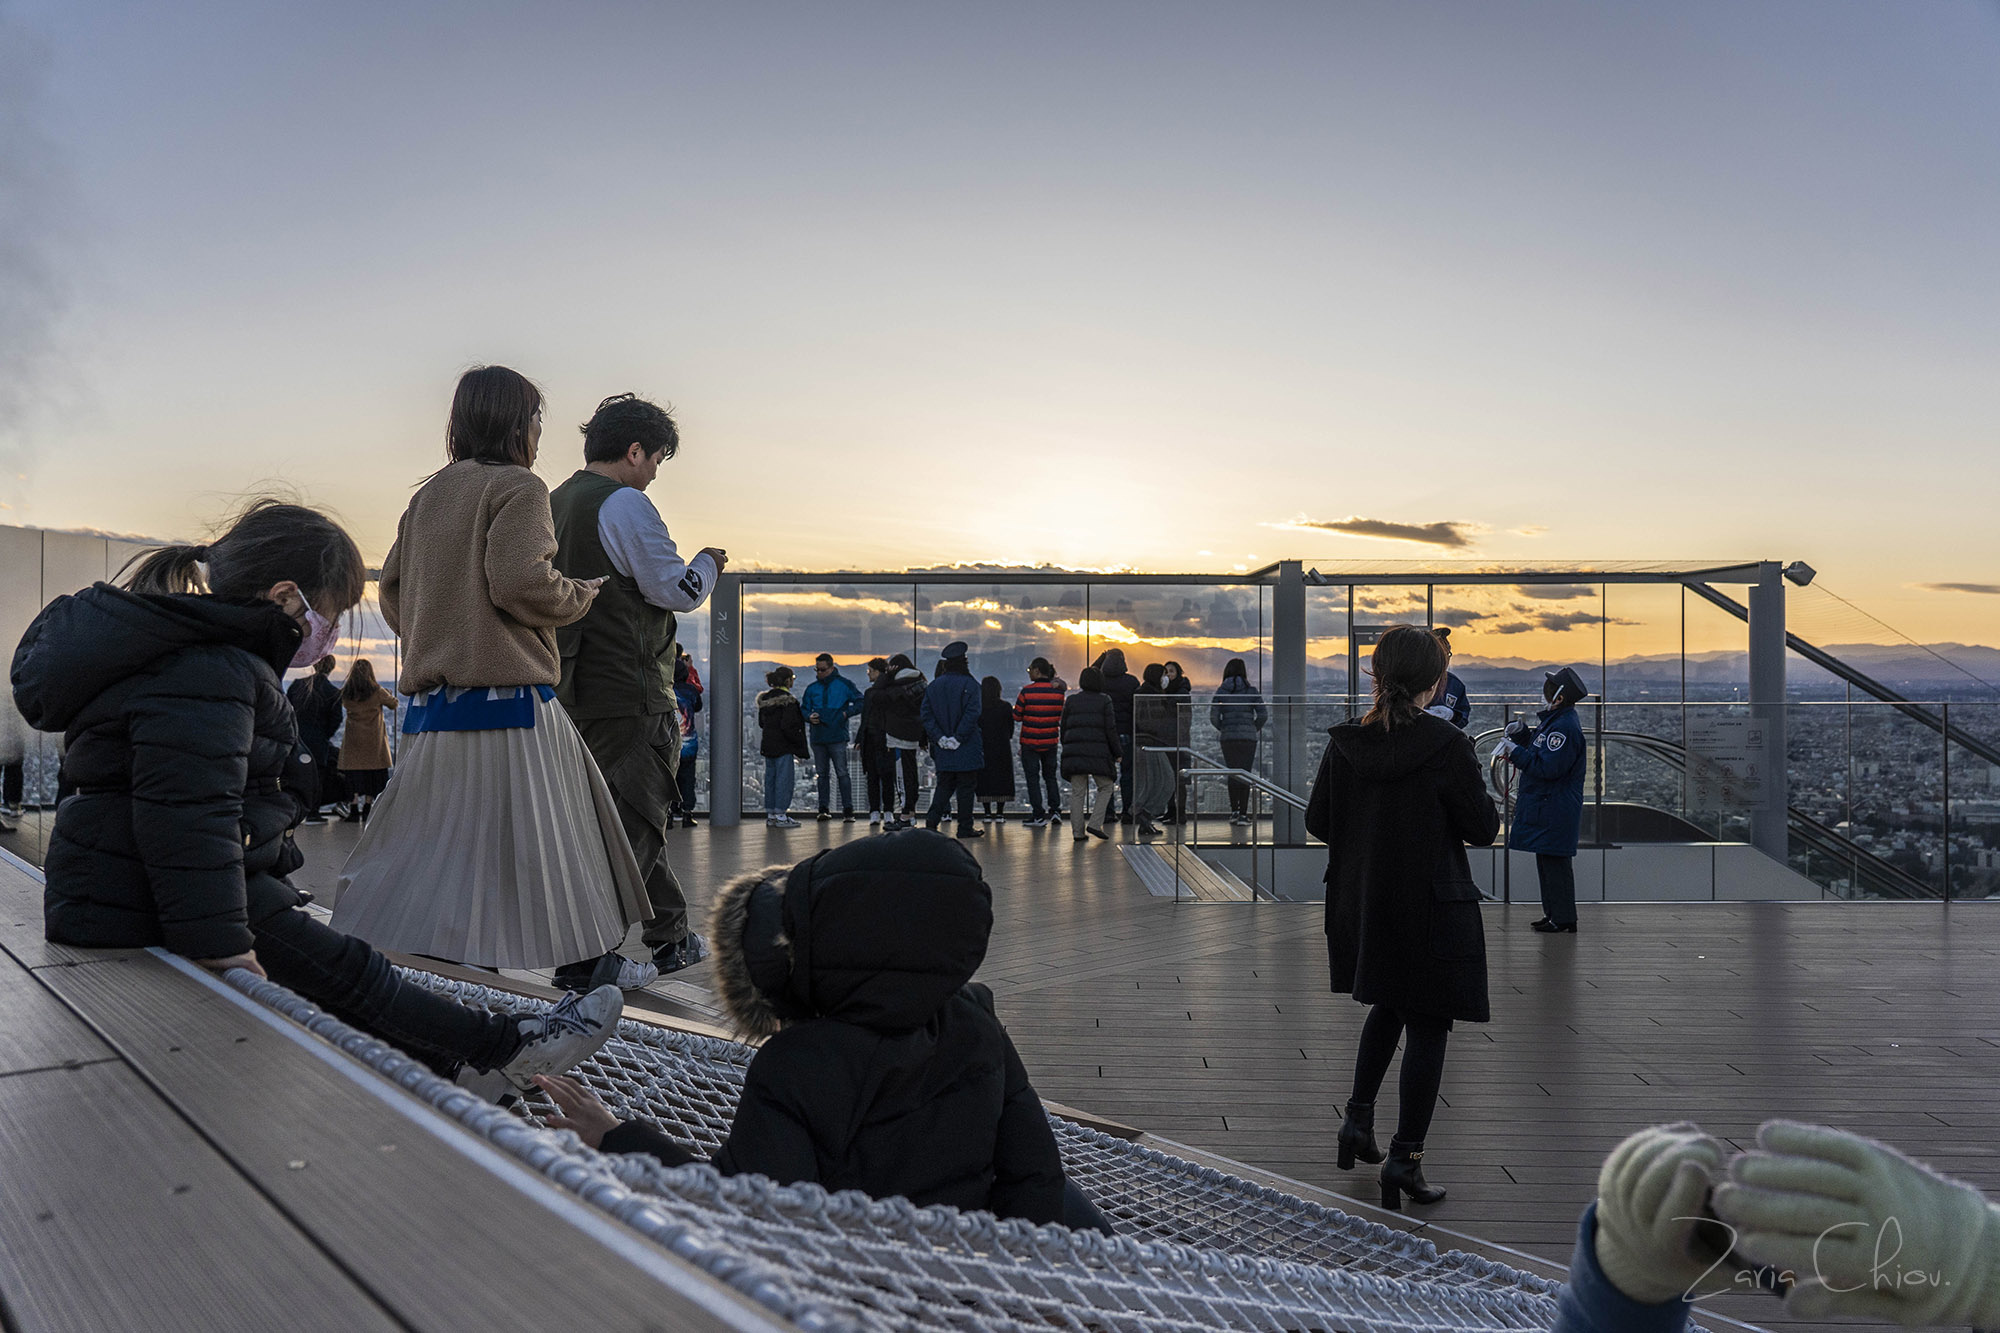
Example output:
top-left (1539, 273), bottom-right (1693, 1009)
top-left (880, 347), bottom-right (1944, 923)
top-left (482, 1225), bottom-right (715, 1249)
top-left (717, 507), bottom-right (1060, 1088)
top-left (800, 672), bottom-right (864, 746)
top-left (1439, 671), bottom-right (1471, 729)
top-left (1507, 702), bottom-right (1587, 856)
top-left (921, 671), bottom-right (985, 772)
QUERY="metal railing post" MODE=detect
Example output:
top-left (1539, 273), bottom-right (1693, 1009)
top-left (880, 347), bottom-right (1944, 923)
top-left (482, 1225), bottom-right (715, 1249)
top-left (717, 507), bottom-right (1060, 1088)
top-left (1943, 702), bottom-right (1952, 904)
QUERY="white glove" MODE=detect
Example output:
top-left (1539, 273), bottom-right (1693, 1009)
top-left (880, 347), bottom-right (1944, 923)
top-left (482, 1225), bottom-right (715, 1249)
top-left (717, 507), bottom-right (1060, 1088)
top-left (1494, 739), bottom-right (1517, 759)
top-left (1713, 1120), bottom-right (2000, 1327)
top-left (937, 736), bottom-right (960, 751)
top-left (1593, 1124), bottom-right (1735, 1304)
top-left (1425, 704), bottom-right (1455, 720)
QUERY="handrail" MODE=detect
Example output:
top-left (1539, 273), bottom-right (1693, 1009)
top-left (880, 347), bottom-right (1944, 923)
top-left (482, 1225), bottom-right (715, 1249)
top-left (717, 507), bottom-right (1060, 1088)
top-left (1158, 748), bottom-right (1309, 811)
top-left (1480, 725), bottom-right (1937, 901)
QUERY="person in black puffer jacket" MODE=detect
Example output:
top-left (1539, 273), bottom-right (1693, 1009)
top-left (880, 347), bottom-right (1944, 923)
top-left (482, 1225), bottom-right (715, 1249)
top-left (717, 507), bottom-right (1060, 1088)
top-left (9, 499), bottom-right (623, 1089)
top-left (1060, 666), bottom-right (1121, 840)
top-left (535, 831), bottom-right (1113, 1231)
top-left (876, 653), bottom-right (928, 824)
top-left (1092, 648), bottom-right (1139, 822)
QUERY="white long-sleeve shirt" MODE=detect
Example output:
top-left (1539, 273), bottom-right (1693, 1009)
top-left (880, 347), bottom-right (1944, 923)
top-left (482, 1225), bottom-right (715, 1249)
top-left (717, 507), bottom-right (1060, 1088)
top-left (597, 486), bottom-right (717, 613)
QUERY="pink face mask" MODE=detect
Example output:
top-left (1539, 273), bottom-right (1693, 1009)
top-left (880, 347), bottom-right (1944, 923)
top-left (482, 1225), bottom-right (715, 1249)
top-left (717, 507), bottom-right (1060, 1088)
top-left (290, 597), bottom-right (340, 668)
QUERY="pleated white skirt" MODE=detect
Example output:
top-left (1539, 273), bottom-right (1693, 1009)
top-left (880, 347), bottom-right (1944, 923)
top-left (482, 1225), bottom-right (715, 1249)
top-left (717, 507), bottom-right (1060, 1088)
top-left (329, 695), bottom-right (650, 968)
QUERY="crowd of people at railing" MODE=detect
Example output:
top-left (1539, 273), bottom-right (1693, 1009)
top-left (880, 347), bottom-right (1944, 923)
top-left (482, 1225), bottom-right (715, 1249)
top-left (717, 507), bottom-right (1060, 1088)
top-left (10, 362), bottom-right (1998, 1333)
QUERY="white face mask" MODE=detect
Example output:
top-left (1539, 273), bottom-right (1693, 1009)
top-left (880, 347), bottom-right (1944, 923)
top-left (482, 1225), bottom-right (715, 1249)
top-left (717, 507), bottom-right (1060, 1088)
top-left (290, 596), bottom-right (340, 668)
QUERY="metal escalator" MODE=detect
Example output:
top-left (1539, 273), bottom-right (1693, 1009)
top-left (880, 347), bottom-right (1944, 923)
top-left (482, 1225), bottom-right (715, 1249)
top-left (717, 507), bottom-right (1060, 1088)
top-left (1478, 728), bottom-right (1936, 901)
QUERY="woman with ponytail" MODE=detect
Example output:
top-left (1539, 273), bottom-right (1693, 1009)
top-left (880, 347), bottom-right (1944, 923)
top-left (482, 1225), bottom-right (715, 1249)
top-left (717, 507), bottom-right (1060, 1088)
top-left (1304, 624), bottom-right (1500, 1212)
top-left (10, 499), bottom-right (623, 1091)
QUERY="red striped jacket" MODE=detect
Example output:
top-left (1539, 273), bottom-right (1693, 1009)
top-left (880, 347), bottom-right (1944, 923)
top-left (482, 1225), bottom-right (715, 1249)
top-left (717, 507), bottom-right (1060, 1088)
top-left (1013, 679), bottom-right (1067, 751)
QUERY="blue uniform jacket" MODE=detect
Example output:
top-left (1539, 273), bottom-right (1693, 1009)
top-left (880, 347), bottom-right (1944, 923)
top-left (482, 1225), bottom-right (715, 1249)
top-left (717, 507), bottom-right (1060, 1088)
top-left (1440, 670), bottom-right (1471, 729)
top-left (800, 673), bottom-right (864, 746)
top-left (1552, 1204), bottom-right (1694, 1333)
top-left (1507, 700), bottom-right (1587, 856)
top-left (921, 673), bottom-right (985, 772)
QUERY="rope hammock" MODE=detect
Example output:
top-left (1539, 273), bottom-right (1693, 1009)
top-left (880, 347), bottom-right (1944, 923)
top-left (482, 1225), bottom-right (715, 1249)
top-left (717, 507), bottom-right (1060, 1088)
top-left (222, 966), bottom-right (1693, 1333)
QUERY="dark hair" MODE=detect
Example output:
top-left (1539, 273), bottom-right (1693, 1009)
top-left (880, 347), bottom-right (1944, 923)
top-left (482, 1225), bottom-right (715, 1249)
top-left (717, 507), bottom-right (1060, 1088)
top-left (981, 675), bottom-right (1003, 705)
top-left (887, 652), bottom-right (914, 672)
top-left (341, 658), bottom-right (379, 704)
top-left (937, 655), bottom-right (970, 677)
top-left (1434, 626), bottom-right (1454, 657)
top-left (1028, 656), bottom-right (1053, 680)
top-left (766, 665), bottom-right (794, 688)
top-left (1141, 662), bottom-right (1166, 689)
top-left (447, 365), bottom-right (542, 468)
top-left (580, 392), bottom-right (678, 466)
top-left (1222, 657), bottom-right (1248, 681)
top-left (1079, 666), bottom-right (1104, 692)
top-left (313, 655), bottom-right (336, 676)
top-left (121, 498), bottom-right (368, 618)
top-left (814, 652), bottom-right (834, 667)
top-left (866, 656), bottom-right (889, 673)
top-left (1361, 624), bottom-right (1447, 732)
top-left (674, 655), bottom-right (691, 685)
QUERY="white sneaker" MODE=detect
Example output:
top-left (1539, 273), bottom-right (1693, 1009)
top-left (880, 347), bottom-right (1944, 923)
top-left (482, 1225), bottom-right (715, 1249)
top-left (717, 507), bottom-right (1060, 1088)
top-left (605, 955), bottom-right (659, 990)
top-left (869, 811), bottom-right (883, 825)
top-left (771, 815), bottom-right (802, 829)
top-left (498, 984), bottom-right (622, 1091)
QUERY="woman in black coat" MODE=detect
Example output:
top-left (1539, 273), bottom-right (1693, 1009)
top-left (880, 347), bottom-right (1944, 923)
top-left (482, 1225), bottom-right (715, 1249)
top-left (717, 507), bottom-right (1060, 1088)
top-left (1304, 625), bottom-right (1500, 1212)
top-left (1059, 666), bottom-right (1121, 841)
top-left (975, 675), bottom-right (1016, 818)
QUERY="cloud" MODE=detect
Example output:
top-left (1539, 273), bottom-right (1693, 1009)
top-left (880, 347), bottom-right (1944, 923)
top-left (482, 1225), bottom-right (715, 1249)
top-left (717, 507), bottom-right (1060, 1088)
top-left (1917, 582), bottom-right (2000, 596)
top-left (1486, 610), bottom-right (1631, 635)
top-left (1510, 525), bottom-right (1548, 538)
top-left (0, 12), bottom-right (69, 510)
top-left (1515, 584), bottom-right (1598, 601)
top-left (1274, 515), bottom-right (1480, 548)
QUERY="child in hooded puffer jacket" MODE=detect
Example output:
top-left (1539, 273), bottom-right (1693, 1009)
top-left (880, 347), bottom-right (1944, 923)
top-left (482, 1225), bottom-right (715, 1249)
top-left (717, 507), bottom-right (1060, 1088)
top-left (535, 830), bottom-right (1113, 1232)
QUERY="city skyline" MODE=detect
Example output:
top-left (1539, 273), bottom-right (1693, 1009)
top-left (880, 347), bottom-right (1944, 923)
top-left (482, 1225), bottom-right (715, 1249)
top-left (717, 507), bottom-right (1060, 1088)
top-left (2, 2), bottom-right (1996, 662)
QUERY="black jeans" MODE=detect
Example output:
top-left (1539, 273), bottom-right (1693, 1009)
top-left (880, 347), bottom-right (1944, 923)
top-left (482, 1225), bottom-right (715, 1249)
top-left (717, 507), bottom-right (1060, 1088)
top-left (925, 770), bottom-right (979, 832)
top-left (673, 750), bottom-right (699, 814)
top-left (1020, 746), bottom-right (1061, 819)
top-left (1536, 853), bottom-right (1577, 925)
top-left (887, 748), bottom-right (920, 812)
top-left (1219, 737), bottom-right (1257, 815)
top-left (1350, 1004), bottom-right (1452, 1146)
top-left (2, 760), bottom-right (21, 807)
top-left (252, 904), bottom-right (521, 1077)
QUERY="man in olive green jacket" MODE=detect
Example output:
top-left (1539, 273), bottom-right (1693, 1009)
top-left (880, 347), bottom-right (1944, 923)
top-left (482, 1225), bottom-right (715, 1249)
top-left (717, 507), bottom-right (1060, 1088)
top-left (551, 394), bottom-right (726, 982)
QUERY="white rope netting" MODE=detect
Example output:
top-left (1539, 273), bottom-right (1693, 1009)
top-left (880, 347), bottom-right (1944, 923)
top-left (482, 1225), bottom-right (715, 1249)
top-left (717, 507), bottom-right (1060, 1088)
top-left (220, 967), bottom-right (1656, 1333)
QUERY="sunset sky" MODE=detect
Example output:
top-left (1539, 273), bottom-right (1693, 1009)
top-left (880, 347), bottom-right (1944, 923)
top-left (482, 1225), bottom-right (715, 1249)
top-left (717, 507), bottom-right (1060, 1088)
top-left (3, 1), bottom-right (1997, 666)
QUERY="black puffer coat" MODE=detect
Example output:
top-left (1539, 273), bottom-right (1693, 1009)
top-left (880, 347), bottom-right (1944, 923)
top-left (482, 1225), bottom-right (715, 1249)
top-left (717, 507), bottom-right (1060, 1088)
top-left (877, 665), bottom-right (928, 745)
top-left (600, 831), bottom-right (1066, 1224)
top-left (1094, 649), bottom-right (1139, 736)
top-left (1059, 690), bottom-right (1120, 779)
top-left (1305, 712), bottom-right (1501, 1024)
top-left (11, 584), bottom-right (312, 959)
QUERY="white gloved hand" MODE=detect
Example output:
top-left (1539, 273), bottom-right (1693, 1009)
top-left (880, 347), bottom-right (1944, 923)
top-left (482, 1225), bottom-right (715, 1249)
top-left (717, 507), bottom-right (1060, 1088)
top-left (1713, 1120), bottom-right (2000, 1327)
top-left (1494, 739), bottom-right (1517, 759)
top-left (1593, 1123), bottom-right (1734, 1305)
top-left (1425, 704), bottom-right (1455, 720)
top-left (937, 736), bottom-right (960, 751)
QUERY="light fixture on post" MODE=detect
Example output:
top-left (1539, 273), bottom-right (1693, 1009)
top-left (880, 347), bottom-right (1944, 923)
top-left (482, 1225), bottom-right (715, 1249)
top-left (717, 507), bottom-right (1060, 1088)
top-left (1782, 561), bottom-right (1816, 588)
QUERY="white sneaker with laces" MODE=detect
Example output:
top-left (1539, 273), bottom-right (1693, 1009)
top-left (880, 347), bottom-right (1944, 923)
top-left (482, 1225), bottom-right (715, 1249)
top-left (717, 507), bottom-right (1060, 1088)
top-left (869, 811), bottom-right (883, 824)
top-left (605, 956), bottom-right (659, 990)
top-left (498, 984), bottom-right (622, 1091)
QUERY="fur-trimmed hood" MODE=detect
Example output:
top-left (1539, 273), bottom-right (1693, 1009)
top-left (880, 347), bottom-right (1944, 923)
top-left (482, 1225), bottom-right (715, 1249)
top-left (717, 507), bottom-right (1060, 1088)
top-left (708, 830), bottom-right (993, 1039)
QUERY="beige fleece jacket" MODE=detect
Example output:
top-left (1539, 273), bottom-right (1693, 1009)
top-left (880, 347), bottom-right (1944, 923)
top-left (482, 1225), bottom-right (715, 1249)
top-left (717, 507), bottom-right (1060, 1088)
top-left (380, 460), bottom-right (595, 693)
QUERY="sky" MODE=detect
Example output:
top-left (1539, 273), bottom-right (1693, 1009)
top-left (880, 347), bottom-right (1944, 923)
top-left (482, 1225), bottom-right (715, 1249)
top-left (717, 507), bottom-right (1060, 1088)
top-left (3, 0), bottom-right (1998, 667)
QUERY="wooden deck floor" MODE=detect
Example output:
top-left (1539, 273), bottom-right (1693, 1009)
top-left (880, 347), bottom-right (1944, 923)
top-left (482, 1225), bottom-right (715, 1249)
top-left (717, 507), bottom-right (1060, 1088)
top-left (13, 815), bottom-right (1996, 1332)
top-left (327, 813), bottom-right (1996, 1333)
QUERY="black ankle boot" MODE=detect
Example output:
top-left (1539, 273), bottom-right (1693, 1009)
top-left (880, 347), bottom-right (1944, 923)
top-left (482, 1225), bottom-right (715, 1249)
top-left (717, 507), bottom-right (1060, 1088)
top-left (1380, 1138), bottom-right (1446, 1210)
top-left (1336, 1100), bottom-right (1384, 1170)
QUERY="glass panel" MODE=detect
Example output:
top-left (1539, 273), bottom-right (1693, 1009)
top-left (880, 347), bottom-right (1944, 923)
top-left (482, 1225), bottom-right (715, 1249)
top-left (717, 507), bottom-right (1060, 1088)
top-left (741, 582), bottom-right (915, 815)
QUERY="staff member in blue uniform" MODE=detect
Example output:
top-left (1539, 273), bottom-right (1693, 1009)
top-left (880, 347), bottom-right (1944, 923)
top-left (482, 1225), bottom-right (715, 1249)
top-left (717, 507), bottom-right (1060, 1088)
top-left (1430, 627), bottom-right (1471, 729)
top-left (1499, 666), bottom-right (1589, 933)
